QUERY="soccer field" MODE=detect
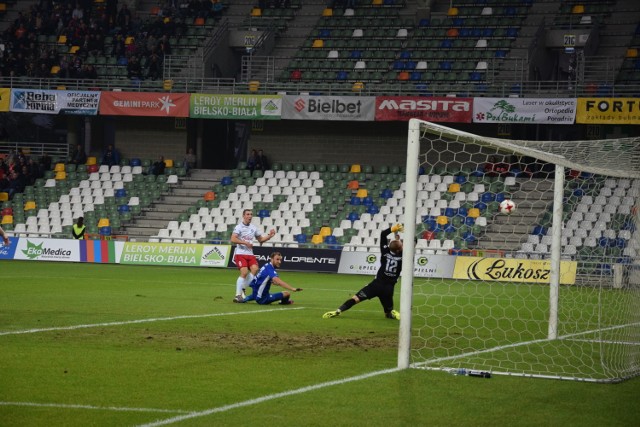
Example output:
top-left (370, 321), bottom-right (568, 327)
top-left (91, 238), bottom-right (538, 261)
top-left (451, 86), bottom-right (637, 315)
top-left (1, 261), bottom-right (638, 426)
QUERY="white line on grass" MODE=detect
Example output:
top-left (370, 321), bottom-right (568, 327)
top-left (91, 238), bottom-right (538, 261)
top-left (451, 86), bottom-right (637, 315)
top-left (0, 307), bottom-right (305, 336)
top-left (412, 321), bottom-right (640, 368)
top-left (138, 367), bottom-right (402, 427)
top-left (0, 401), bottom-right (190, 414)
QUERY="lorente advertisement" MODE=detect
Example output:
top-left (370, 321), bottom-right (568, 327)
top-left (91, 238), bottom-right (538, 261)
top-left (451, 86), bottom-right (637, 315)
top-left (10, 88), bottom-right (100, 115)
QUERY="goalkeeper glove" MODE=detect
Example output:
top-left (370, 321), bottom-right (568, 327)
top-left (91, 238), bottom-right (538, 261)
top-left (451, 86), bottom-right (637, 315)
top-left (391, 223), bottom-right (404, 233)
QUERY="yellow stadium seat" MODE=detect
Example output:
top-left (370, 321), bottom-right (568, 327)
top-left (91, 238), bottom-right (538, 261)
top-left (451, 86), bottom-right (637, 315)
top-left (572, 4), bottom-right (585, 14)
top-left (251, 7), bottom-right (262, 17)
top-left (54, 163), bottom-right (65, 172)
top-left (468, 208), bottom-right (480, 218)
top-left (311, 234), bottom-right (323, 244)
top-left (356, 188), bottom-right (368, 198)
top-left (1, 215), bottom-right (13, 224)
top-left (69, 45), bottom-right (80, 54)
top-left (0, 192), bottom-right (8, 202)
top-left (50, 65), bottom-right (60, 75)
top-left (436, 216), bottom-right (448, 225)
top-left (248, 81), bottom-right (260, 92)
top-left (372, 0), bottom-right (382, 4)
top-left (322, 8), bottom-right (333, 16)
top-left (163, 79), bottom-right (174, 91)
top-left (24, 201), bottom-right (36, 211)
top-left (57, 35), bottom-right (67, 44)
top-left (350, 164), bottom-right (361, 173)
top-left (98, 218), bottom-right (110, 228)
top-left (312, 39), bottom-right (324, 48)
top-left (448, 183), bottom-right (461, 193)
top-left (447, 7), bottom-right (459, 16)
top-left (55, 171), bottom-right (66, 180)
top-left (86, 156), bottom-right (97, 165)
top-left (352, 81), bottom-right (364, 92)
top-left (626, 48), bottom-right (638, 58)
top-left (164, 159), bottom-right (174, 168)
top-left (319, 227), bottom-right (332, 237)
top-left (0, 4), bottom-right (6, 12)
top-left (125, 36), bottom-right (134, 45)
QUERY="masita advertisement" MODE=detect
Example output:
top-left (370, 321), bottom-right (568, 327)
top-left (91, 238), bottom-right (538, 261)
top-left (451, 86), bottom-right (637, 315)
top-left (338, 251), bottom-right (456, 278)
top-left (118, 242), bottom-right (230, 267)
top-left (10, 88), bottom-right (100, 115)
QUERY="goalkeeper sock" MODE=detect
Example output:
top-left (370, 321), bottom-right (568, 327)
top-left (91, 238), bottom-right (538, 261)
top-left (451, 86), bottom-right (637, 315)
top-left (338, 298), bottom-right (357, 313)
top-left (235, 277), bottom-right (245, 296)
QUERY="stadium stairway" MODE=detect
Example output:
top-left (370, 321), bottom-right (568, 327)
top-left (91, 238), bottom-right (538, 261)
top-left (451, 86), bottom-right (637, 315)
top-left (471, 178), bottom-right (554, 252)
top-left (121, 169), bottom-right (226, 242)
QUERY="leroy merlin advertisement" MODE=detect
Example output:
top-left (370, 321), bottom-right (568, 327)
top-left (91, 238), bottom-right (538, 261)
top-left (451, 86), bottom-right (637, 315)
top-left (118, 242), bottom-right (230, 267)
top-left (190, 93), bottom-right (282, 120)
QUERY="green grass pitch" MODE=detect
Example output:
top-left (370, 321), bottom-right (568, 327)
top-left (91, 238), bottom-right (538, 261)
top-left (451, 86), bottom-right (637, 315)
top-left (1, 260), bottom-right (638, 426)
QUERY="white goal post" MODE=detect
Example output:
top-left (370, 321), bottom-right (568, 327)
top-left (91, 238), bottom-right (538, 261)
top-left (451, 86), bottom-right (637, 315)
top-left (398, 119), bottom-right (640, 382)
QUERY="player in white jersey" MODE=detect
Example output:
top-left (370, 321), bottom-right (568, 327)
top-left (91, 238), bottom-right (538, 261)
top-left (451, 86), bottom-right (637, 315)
top-left (0, 225), bottom-right (9, 246)
top-left (230, 209), bottom-right (275, 302)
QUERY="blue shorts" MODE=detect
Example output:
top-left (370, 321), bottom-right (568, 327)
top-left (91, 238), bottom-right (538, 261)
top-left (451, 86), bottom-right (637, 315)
top-left (256, 292), bottom-right (285, 305)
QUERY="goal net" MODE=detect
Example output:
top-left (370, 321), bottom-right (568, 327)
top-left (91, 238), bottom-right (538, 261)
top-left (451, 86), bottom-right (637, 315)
top-left (398, 119), bottom-right (640, 382)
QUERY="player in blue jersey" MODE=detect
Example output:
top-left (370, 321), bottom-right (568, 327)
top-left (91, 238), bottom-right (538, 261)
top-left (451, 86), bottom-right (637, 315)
top-left (243, 251), bottom-right (302, 305)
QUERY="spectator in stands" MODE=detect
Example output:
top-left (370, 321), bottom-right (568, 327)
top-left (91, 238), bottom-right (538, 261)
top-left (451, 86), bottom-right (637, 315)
top-left (81, 63), bottom-right (98, 79)
top-left (0, 160), bottom-right (8, 190)
top-left (210, 0), bottom-right (224, 18)
top-left (101, 144), bottom-right (120, 167)
top-left (72, 216), bottom-right (86, 240)
top-left (70, 143), bottom-right (87, 165)
top-left (39, 152), bottom-right (51, 173)
top-left (246, 149), bottom-right (259, 174)
top-left (4, 170), bottom-right (26, 199)
top-left (184, 148), bottom-right (196, 173)
top-left (117, 4), bottom-right (132, 30)
top-left (127, 55), bottom-right (142, 79)
top-left (483, 156), bottom-right (510, 177)
top-left (0, 225), bottom-right (10, 246)
top-left (146, 51), bottom-right (162, 80)
top-left (150, 156), bottom-right (166, 176)
top-left (256, 149), bottom-right (268, 172)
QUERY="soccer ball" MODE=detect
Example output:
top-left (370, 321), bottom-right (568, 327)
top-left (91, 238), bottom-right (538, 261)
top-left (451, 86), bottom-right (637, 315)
top-left (499, 199), bottom-right (516, 214)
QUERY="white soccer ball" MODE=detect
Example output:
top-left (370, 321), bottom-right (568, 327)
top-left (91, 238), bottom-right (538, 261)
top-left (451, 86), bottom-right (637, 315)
top-left (499, 199), bottom-right (516, 214)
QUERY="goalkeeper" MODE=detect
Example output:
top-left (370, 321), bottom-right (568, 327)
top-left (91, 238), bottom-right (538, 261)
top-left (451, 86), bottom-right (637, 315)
top-left (323, 224), bottom-right (404, 320)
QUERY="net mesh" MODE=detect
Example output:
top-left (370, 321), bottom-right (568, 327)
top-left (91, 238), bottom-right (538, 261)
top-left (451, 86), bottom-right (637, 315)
top-left (406, 121), bottom-right (640, 382)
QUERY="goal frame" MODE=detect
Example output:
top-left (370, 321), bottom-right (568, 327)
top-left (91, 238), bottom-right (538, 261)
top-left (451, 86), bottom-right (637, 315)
top-left (398, 118), bottom-right (640, 376)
